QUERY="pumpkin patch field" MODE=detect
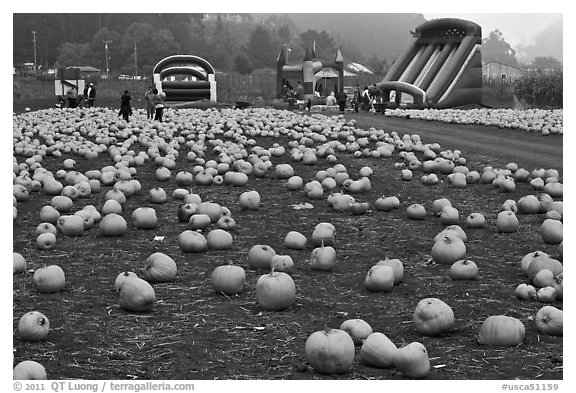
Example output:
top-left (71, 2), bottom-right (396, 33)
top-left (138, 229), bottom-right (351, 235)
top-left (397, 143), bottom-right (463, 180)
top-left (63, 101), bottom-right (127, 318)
top-left (12, 106), bottom-right (563, 380)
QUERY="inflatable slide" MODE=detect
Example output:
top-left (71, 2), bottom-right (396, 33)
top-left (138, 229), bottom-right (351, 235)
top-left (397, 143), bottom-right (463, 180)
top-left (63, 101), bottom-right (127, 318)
top-left (152, 55), bottom-right (217, 102)
top-left (378, 18), bottom-right (482, 108)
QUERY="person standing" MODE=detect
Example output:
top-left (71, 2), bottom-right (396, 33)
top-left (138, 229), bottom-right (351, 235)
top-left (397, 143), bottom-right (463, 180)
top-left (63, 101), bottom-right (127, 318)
top-left (84, 83), bottom-right (96, 108)
top-left (335, 89), bottom-right (347, 113)
top-left (353, 84), bottom-right (361, 113)
top-left (144, 86), bottom-right (155, 120)
top-left (66, 85), bottom-right (79, 108)
top-left (153, 88), bottom-right (165, 122)
top-left (119, 90), bottom-right (132, 122)
top-left (295, 81), bottom-right (305, 109)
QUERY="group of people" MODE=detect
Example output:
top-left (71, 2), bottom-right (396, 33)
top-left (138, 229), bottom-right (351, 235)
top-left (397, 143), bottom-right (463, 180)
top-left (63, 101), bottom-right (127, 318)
top-left (119, 86), bottom-right (165, 123)
top-left (62, 83), bottom-right (97, 109)
top-left (282, 80), bottom-right (306, 110)
top-left (353, 84), bottom-right (383, 113)
top-left (325, 90), bottom-right (348, 112)
top-left (61, 84), bottom-right (165, 123)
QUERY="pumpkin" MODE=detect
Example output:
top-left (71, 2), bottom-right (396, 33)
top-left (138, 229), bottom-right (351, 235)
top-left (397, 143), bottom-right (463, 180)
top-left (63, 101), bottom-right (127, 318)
top-left (541, 219), bottom-right (562, 244)
top-left (131, 207), bottom-right (158, 229)
top-left (114, 271), bottom-right (138, 292)
top-left (413, 298), bottom-right (455, 336)
top-left (57, 214), bottom-right (84, 236)
top-left (517, 195), bottom-right (541, 214)
top-left (393, 342), bottom-right (430, 379)
top-left (99, 213), bottom-right (127, 237)
top-left (13, 252), bottom-right (26, 274)
top-left (18, 311), bottom-right (50, 341)
top-left (118, 276), bottom-right (156, 312)
top-left (365, 265), bottom-right (395, 292)
top-left (432, 198), bottom-right (452, 216)
top-left (178, 230), bottom-right (208, 253)
top-left (189, 213), bottom-right (212, 230)
top-left (36, 232), bottom-right (57, 250)
top-left (142, 252), bottom-right (177, 283)
top-left (434, 225), bottom-right (467, 243)
top-left (526, 256), bottom-right (562, 280)
top-left (284, 231), bottom-right (307, 249)
top-left (375, 258), bottom-right (404, 284)
top-left (32, 265), bottom-right (65, 293)
top-left (478, 315), bottom-right (525, 346)
top-left (177, 203), bottom-right (197, 223)
top-left (534, 286), bottom-right (556, 303)
top-left (305, 328), bottom-right (355, 374)
top-left (310, 243), bottom-right (337, 271)
top-left (535, 306), bottom-right (563, 336)
top-left (515, 283), bottom-right (536, 300)
top-left (216, 216), bottom-right (237, 231)
top-left (465, 213), bottom-right (486, 229)
top-left (13, 360), bottom-right (47, 380)
top-left (211, 263), bottom-right (246, 295)
top-left (375, 196), bottom-right (400, 212)
top-left (339, 318), bottom-right (373, 345)
top-left (406, 203), bottom-right (426, 220)
top-left (520, 251), bottom-right (549, 275)
top-left (358, 332), bottom-right (397, 368)
top-left (101, 199), bottom-right (123, 215)
top-left (50, 195), bottom-right (73, 213)
top-left (496, 211), bottom-right (519, 233)
top-left (239, 190), bottom-right (261, 210)
top-left (255, 270), bottom-right (296, 311)
top-left (39, 205), bottom-right (60, 224)
top-left (532, 269), bottom-right (555, 288)
top-left (431, 235), bottom-right (466, 265)
top-left (247, 244), bottom-right (276, 270)
top-left (449, 260), bottom-right (478, 280)
top-left (311, 222), bottom-right (336, 246)
top-left (206, 229), bottom-right (234, 250)
top-left (439, 206), bottom-right (459, 225)
top-left (270, 254), bottom-right (294, 274)
top-left (196, 201), bottom-right (223, 222)
top-left (551, 273), bottom-right (563, 300)
top-left (148, 187), bottom-right (167, 203)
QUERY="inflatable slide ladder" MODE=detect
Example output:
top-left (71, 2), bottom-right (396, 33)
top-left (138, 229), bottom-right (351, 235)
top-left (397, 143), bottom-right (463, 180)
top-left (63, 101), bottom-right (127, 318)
top-left (378, 18), bottom-right (482, 108)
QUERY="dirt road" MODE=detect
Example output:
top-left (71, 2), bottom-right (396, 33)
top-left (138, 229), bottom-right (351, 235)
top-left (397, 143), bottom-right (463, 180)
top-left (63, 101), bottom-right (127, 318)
top-left (349, 113), bottom-right (563, 177)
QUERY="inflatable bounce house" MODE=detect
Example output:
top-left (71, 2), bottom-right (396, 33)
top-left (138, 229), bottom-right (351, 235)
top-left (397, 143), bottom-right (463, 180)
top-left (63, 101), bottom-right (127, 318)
top-left (276, 46), bottom-right (345, 100)
top-left (378, 18), bottom-right (482, 108)
top-left (153, 55), bottom-right (217, 103)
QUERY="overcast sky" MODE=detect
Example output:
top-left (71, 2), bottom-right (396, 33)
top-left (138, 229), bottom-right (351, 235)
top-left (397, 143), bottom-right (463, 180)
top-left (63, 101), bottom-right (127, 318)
top-left (421, 13), bottom-right (562, 48)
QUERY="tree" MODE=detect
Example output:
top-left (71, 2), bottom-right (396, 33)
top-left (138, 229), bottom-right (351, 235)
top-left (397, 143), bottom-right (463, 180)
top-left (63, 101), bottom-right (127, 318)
top-left (529, 56), bottom-right (562, 71)
top-left (246, 25), bottom-right (277, 69)
top-left (118, 22), bottom-right (180, 76)
top-left (234, 55), bottom-right (253, 74)
top-left (482, 30), bottom-right (518, 67)
top-left (277, 23), bottom-right (291, 44)
top-left (300, 29), bottom-right (336, 60)
top-left (56, 42), bottom-right (89, 67)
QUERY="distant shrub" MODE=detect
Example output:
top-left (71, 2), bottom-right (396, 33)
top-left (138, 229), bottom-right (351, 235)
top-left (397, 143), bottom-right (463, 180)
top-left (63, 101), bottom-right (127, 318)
top-left (513, 71), bottom-right (562, 108)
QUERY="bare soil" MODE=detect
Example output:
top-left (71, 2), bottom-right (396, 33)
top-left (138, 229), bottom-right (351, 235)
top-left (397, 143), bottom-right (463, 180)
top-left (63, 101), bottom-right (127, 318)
top-left (13, 108), bottom-right (563, 380)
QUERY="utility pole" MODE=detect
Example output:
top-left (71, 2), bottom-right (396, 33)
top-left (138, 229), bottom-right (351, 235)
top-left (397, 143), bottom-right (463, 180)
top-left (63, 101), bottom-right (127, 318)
top-left (134, 42), bottom-right (138, 78)
top-left (104, 40), bottom-right (112, 77)
top-left (31, 30), bottom-right (37, 76)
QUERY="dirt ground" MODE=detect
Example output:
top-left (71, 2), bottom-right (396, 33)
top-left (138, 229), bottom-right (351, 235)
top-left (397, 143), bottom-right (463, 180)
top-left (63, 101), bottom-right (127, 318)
top-left (13, 107), bottom-right (563, 381)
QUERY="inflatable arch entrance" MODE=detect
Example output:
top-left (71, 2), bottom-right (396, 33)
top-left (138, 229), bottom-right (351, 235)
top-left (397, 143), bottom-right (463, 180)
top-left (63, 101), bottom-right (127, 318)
top-left (153, 55), bottom-right (217, 102)
top-left (378, 18), bottom-right (482, 108)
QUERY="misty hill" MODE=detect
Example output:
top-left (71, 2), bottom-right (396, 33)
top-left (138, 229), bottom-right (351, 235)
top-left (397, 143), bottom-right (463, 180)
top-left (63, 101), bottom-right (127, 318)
top-left (515, 18), bottom-right (563, 64)
top-left (261, 13), bottom-right (427, 63)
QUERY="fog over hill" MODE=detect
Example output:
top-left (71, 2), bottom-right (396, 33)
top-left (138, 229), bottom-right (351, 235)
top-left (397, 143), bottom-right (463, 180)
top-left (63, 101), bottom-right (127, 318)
top-left (515, 19), bottom-right (563, 64)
